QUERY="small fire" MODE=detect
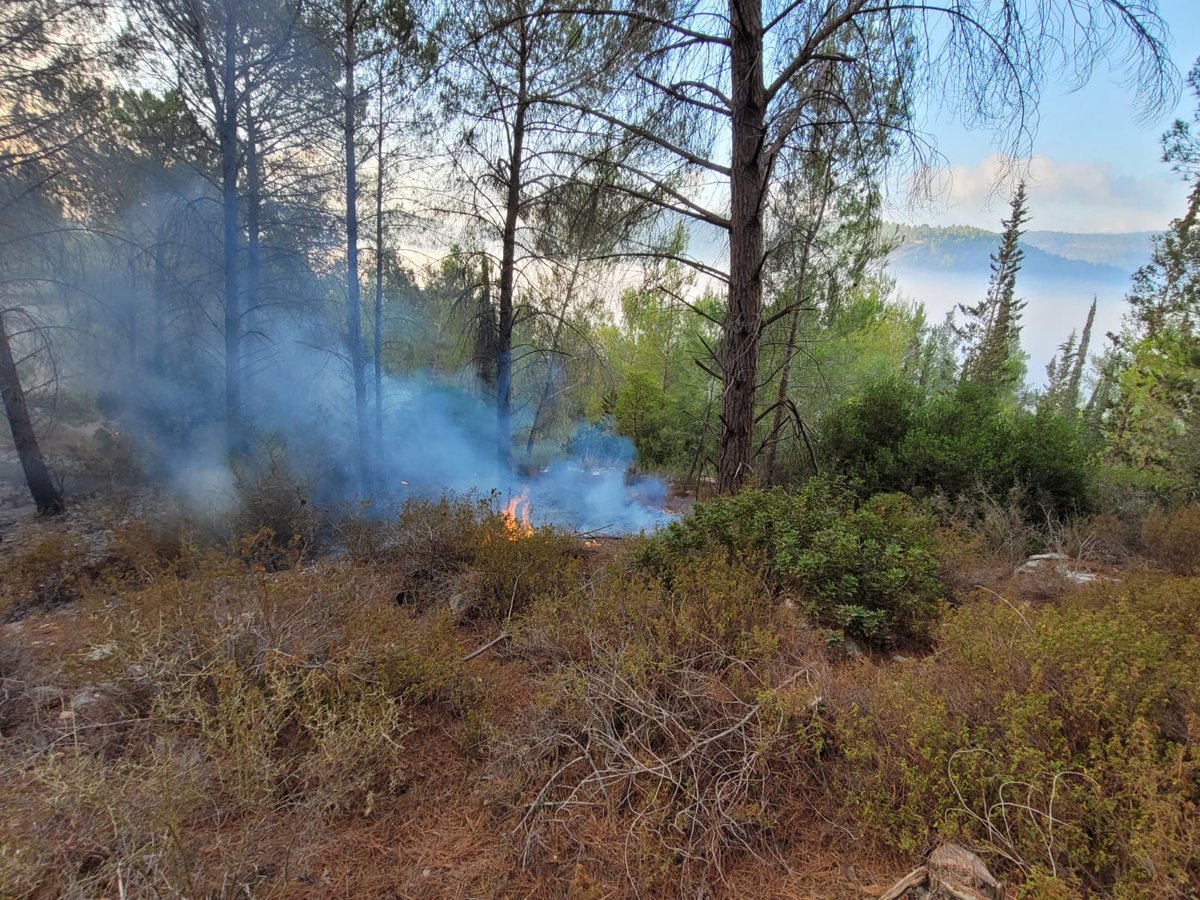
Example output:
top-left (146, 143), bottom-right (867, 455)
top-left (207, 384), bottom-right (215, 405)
top-left (501, 488), bottom-right (534, 540)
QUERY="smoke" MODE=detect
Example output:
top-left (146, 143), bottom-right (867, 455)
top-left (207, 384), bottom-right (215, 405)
top-left (0, 91), bottom-right (673, 534)
top-left (105, 311), bottom-right (673, 536)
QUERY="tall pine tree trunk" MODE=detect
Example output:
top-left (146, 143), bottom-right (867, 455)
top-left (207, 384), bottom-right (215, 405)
top-left (373, 72), bottom-right (385, 462)
top-left (717, 0), bottom-right (766, 494)
top-left (244, 91), bottom-right (262, 357)
top-left (220, 0), bottom-right (241, 457)
top-left (0, 311), bottom-right (63, 514)
top-left (497, 37), bottom-right (528, 475)
top-left (343, 0), bottom-right (368, 490)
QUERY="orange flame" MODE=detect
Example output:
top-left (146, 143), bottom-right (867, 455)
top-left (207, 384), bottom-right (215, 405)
top-left (501, 488), bottom-right (533, 539)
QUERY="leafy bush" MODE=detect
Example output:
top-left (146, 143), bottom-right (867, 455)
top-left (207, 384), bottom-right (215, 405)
top-left (819, 377), bottom-right (921, 494)
top-left (820, 380), bottom-right (1095, 518)
top-left (638, 480), bottom-right (945, 645)
top-left (832, 574), bottom-right (1200, 895)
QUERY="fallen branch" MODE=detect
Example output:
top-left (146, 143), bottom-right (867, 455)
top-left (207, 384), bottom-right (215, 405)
top-left (879, 866), bottom-right (927, 900)
top-left (462, 630), bottom-right (510, 662)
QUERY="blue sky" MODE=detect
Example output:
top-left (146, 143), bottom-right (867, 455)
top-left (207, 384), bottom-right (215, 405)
top-left (894, 0), bottom-right (1200, 233)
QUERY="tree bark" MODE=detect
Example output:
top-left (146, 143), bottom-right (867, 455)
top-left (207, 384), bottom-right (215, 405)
top-left (343, 0), bottom-right (369, 490)
top-left (717, 0), bottom-right (766, 494)
top-left (0, 311), bottom-right (63, 514)
top-left (220, 0), bottom-right (241, 457)
top-left (244, 87), bottom-right (262, 358)
top-left (373, 68), bottom-right (385, 463)
top-left (496, 28), bottom-right (529, 475)
top-left (152, 222), bottom-right (167, 379)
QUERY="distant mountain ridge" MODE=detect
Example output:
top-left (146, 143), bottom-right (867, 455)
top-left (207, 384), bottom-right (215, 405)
top-left (883, 224), bottom-right (1156, 382)
top-left (885, 223), bottom-right (1156, 283)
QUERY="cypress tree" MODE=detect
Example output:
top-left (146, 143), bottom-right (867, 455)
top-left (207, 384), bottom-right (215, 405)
top-left (958, 182), bottom-right (1030, 395)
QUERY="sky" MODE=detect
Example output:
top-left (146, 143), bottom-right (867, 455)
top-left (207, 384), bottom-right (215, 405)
top-left (891, 0), bottom-right (1200, 233)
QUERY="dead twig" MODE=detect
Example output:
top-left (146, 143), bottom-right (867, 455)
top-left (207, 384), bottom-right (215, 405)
top-left (462, 630), bottom-right (510, 662)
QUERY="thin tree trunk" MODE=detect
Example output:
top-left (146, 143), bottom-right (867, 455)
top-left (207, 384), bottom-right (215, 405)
top-left (717, 0), bottom-right (766, 494)
top-left (220, 0), bottom-right (241, 458)
top-left (762, 306), bottom-right (800, 482)
top-left (474, 256), bottom-right (497, 397)
top-left (244, 90), bottom-right (262, 358)
top-left (497, 31), bottom-right (529, 476)
top-left (343, 0), bottom-right (368, 490)
top-left (373, 67), bottom-right (385, 462)
top-left (0, 311), bottom-right (63, 514)
top-left (762, 132), bottom-right (833, 483)
top-left (152, 223), bottom-right (167, 378)
top-left (525, 261), bottom-right (581, 458)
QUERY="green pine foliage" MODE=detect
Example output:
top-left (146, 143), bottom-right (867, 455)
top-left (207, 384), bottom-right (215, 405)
top-left (957, 182), bottom-right (1031, 397)
top-left (820, 378), bottom-right (1095, 516)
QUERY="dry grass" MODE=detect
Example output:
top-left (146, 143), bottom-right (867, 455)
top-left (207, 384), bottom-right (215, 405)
top-left (1, 492), bottom-right (1198, 897)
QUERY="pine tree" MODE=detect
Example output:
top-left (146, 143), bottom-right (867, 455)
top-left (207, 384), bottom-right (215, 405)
top-left (1105, 60), bottom-right (1200, 488)
top-left (474, 256), bottom-right (498, 400)
top-left (957, 182), bottom-right (1030, 395)
top-left (1044, 299), bottom-right (1097, 413)
top-left (1045, 330), bottom-right (1077, 408)
top-left (1064, 297), bottom-right (1097, 410)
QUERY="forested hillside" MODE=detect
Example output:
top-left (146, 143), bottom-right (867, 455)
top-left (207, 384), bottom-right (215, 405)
top-left (887, 223), bottom-right (1151, 279)
top-left (1, 0), bottom-right (1199, 897)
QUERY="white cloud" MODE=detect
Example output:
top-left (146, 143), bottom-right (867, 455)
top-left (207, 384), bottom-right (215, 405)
top-left (893, 153), bottom-right (1186, 232)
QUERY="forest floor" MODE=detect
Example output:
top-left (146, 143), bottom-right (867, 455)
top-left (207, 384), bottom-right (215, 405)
top-left (0, 481), bottom-right (1196, 899)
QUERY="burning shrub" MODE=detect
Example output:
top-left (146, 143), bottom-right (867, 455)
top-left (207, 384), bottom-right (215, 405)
top-left (470, 524), bottom-right (581, 622)
top-left (372, 493), bottom-right (581, 621)
top-left (638, 480), bottom-right (945, 645)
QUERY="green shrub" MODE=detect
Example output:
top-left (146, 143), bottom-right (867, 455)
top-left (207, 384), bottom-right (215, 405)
top-left (818, 377), bottom-right (920, 494)
top-left (833, 575), bottom-right (1200, 895)
top-left (820, 380), bottom-right (1095, 518)
top-left (638, 480), bottom-right (945, 645)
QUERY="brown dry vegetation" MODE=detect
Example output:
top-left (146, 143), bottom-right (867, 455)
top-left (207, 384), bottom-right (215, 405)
top-left (1, 491), bottom-right (1198, 898)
